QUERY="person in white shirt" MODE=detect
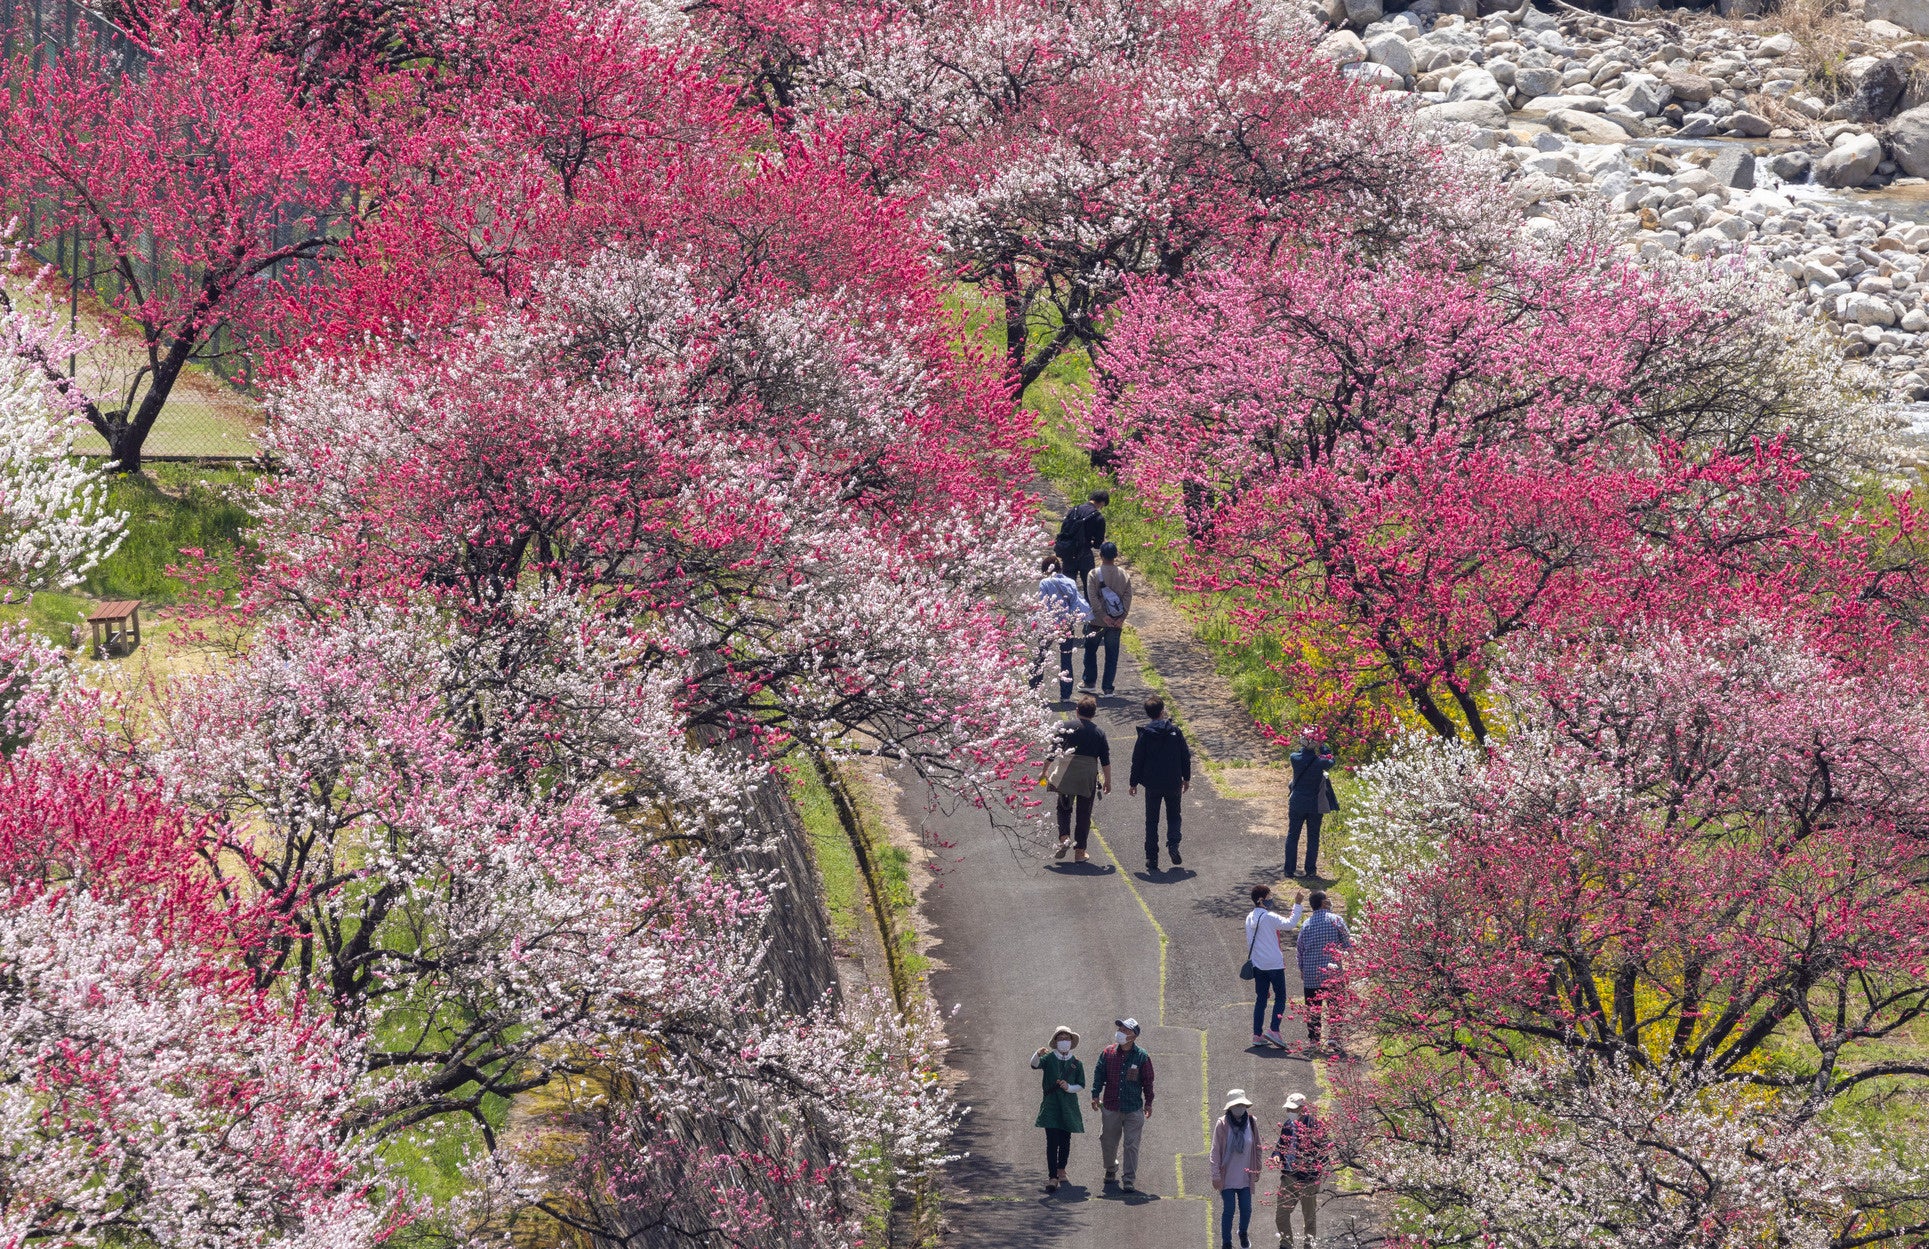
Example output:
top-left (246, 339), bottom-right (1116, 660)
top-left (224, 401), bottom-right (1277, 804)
top-left (1244, 884), bottom-right (1305, 1049)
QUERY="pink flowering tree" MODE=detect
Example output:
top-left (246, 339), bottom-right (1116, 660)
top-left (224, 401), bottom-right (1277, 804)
top-left (1089, 246), bottom-right (1861, 743)
top-left (0, 9), bottom-right (363, 471)
top-left (697, 0), bottom-right (1492, 394)
top-left (1331, 623), bottom-right (1929, 1247)
top-left (0, 761), bottom-right (393, 1249)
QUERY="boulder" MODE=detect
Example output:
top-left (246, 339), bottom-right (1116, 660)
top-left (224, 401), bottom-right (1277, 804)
top-left (1682, 228), bottom-right (1728, 257)
top-left (1511, 173), bottom-right (1582, 204)
top-left (1513, 66), bottom-right (1569, 97)
top-left (1547, 107), bottom-right (1638, 143)
top-left (1448, 66), bottom-right (1507, 102)
top-left (1365, 32), bottom-right (1415, 77)
top-left (1708, 148), bottom-right (1757, 189)
top-left (1415, 98), bottom-right (1510, 128)
top-left (1716, 0), bottom-right (1761, 15)
top-left (1676, 113), bottom-right (1721, 137)
top-left (1815, 131), bottom-right (1885, 186)
top-left (1869, 0), bottom-right (1929, 35)
top-left (1661, 69), bottom-right (1717, 103)
top-left (1888, 103), bottom-right (1929, 175)
top-left (1868, 17), bottom-right (1916, 37)
top-left (1760, 32), bottom-right (1796, 56)
top-left (1768, 150), bottom-right (1812, 181)
top-left (1318, 29), bottom-right (1369, 63)
top-left (1603, 104), bottom-right (1651, 135)
top-left (1850, 56), bottom-right (1907, 120)
top-left (1344, 60), bottom-right (1406, 89)
top-left (1343, 0), bottom-right (1383, 26)
top-left (1312, 0), bottom-right (1348, 24)
top-left (1727, 110), bottom-right (1773, 136)
top-left (1608, 72), bottom-right (1673, 116)
top-left (1841, 291), bottom-right (1899, 325)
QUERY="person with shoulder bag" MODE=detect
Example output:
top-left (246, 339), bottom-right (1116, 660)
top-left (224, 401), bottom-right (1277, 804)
top-left (1031, 555), bottom-right (1091, 703)
top-left (1052, 489), bottom-right (1109, 592)
top-left (1081, 541), bottom-right (1132, 695)
top-left (1043, 695), bottom-right (1111, 863)
top-left (1240, 884), bottom-right (1304, 1049)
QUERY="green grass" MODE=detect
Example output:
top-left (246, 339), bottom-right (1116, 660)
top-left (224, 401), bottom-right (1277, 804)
top-left (790, 759), bottom-right (869, 955)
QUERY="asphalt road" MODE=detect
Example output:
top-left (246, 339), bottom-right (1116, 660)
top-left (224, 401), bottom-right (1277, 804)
top-left (902, 639), bottom-right (1381, 1249)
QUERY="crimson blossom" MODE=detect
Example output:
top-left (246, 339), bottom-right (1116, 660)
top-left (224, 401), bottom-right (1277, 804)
top-left (1088, 244), bottom-right (1865, 744)
top-left (0, 6), bottom-right (366, 472)
top-left (0, 761), bottom-right (392, 1249)
top-left (1331, 623), bottom-right (1929, 1248)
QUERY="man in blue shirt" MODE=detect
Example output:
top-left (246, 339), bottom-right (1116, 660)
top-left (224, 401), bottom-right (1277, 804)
top-left (1296, 891), bottom-right (1351, 1050)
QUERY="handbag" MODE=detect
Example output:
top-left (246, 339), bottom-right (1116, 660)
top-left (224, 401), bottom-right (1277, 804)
top-left (1317, 775), bottom-right (1338, 815)
top-left (1044, 752), bottom-right (1075, 793)
top-left (1238, 911), bottom-right (1261, 980)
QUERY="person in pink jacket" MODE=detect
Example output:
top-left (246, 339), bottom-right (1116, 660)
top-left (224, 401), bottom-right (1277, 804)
top-left (1209, 1088), bottom-right (1263, 1248)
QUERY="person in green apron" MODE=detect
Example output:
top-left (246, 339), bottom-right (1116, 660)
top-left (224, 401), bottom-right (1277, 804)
top-left (1030, 1025), bottom-right (1087, 1192)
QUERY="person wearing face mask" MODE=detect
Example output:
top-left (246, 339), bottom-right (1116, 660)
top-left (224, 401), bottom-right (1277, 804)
top-left (1030, 1026), bottom-right (1086, 1193)
top-left (1088, 1017), bottom-right (1155, 1192)
top-left (1209, 1089), bottom-right (1263, 1248)
top-left (1272, 1093), bottom-right (1327, 1249)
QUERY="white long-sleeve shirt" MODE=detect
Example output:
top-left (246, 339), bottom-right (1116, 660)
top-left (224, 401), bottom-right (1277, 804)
top-left (1243, 903), bottom-right (1305, 973)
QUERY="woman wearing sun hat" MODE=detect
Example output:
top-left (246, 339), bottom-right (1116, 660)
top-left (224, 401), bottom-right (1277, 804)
top-left (1030, 1026), bottom-right (1087, 1193)
top-left (1209, 1088), bottom-right (1263, 1247)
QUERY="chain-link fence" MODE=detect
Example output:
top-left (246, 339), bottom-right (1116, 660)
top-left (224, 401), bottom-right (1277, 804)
top-left (5, 0), bottom-right (264, 462)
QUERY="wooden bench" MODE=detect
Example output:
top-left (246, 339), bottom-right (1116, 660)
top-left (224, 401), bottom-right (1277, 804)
top-left (86, 600), bottom-right (142, 658)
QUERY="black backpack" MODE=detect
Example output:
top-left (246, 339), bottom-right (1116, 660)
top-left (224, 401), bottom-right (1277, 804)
top-left (1053, 503), bottom-right (1096, 563)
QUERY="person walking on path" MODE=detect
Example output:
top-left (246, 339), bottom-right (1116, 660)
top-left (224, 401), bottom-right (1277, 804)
top-left (1209, 1089), bottom-right (1264, 1248)
top-left (1032, 555), bottom-right (1091, 703)
top-left (1296, 890), bottom-right (1352, 1051)
top-left (1244, 884), bottom-right (1305, 1048)
top-left (1081, 541), bottom-right (1132, 695)
top-left (1129, 695), bottom-right (1191, 873)
top-left (1272, 1093), bottom-right (1328, 1249)
top-left (1285, 727), bottom-right (1337, 879)
top-left (1046, 695), bottom-right (1111, 863)
top-left (1030, 1026), bottom-right (1086, 1193)
top-left (1052, 488), bottom-right (1109, 593)
top-left (1088, 1016), bottom-right (1155, 1193)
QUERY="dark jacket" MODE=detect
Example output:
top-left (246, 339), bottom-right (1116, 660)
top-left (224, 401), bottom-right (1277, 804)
top-left (1130, 719), bottom-right (1192, 793)
top-left (1054, 502), bottom-right (1106, 571)
top-left (1273, 1113), bottom-right (1328, 1180)
top-left (1090, 1043), bottom-right (1154, 1113)
top-left (1288, 745), bottom-right (1334, 816)
top-left (1058, 717), bottom-right (1111, 764)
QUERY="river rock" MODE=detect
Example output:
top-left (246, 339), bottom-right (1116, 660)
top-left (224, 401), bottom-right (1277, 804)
top-left (1343, 0), bottom-right (1383, 27)
top-left (1448, 67), bottom-right (1506, 103)
top-left (1851, 56), bottom-right (1908, 120)
top-left (1365, 32), bottom-right (1414, 77)
top-left (1509, 59), bottom-right (1558, 89)
top-left (1708, 148), bottom-right (1757, 189)
top-left (1768, 150), bottom-right (1812, 181)
top-left (1547, 107), bottom-right (1637, 144)
top-left (1318, 29), bottom-right (1368, 63)
top-left (1608, 72), bottom-right (1673, 117)
top-left (1727, 111), bottom-right (1773, 137)
top-left (1816, 131), bottom-right (1885, 186)
top-left (1416, 98), bottom-right (1509, 128)
top-left (1869, 0), bottom-right (1929, 35)
top-left (1891, 104), bottom-right (1929, 175)
top-left (1662, 69), bottom-right (1717, 104)
top-left (1841, 292), bottom-right (1900, 325)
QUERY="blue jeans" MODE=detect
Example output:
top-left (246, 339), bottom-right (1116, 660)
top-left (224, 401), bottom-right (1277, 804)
top-left (1252, 966), bottom-right (1287, 1037)
top-left (1220, 1185), bottom-right (1252, 1245)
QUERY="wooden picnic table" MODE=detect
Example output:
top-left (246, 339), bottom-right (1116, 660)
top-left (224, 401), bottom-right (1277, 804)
top-left (86, 599), bottom-right (142, 658)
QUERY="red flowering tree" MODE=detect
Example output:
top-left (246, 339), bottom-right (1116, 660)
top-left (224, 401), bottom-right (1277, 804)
top-left (0, 9), bottom-right (364, 471)
top-left (1330, 623), bottom-right (1929, 1248)
top-left (694, 0), bottom-right (1488, 395)
top-left (0, 761), bottom-right (392, 1248)
top-left (1089, 246), bottom-right (1863, 743)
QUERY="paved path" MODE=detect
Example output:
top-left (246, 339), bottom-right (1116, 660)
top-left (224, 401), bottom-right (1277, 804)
top-left (901, 630), bottom-right (1381, 1249)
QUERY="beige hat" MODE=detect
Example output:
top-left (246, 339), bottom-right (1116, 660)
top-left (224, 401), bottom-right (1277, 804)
top-left (1223, 1088), bottom-right (1255, 1112)
top-left (1049, 1026), bottom-right (1080, 1047)
top-left (1283, 1093), bottom-right (1308, 1112)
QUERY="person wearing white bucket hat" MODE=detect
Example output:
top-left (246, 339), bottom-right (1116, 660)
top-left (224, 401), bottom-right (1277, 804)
top-left (1209, 1088), bottom-right (1263, 1248)
top-left (1030, 1026), bottom-right (1086, 1193)
top-left (1271, 1092), bottom-right (1327, 1248)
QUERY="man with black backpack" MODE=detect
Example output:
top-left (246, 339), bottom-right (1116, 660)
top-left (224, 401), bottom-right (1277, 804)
top-left (1081, 541), bottom-right (1131, 695)
top-left (1052, 489), bottom-right (1109, 593)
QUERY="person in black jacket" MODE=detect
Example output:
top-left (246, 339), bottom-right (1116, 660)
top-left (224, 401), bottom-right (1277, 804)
top-left (1286, 728), bottom-right (1335, 879)
top-left (1129, 696), bottom-right (1192, 873)
top-left (1052, 489), bottom-right (1109, 592)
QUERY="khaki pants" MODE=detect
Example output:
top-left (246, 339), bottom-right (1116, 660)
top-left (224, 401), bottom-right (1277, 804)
top-left (1276, 1177), bottom-right (1318, 1245)
top-left (1100, 1108), bottom-right (1144, 1182)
